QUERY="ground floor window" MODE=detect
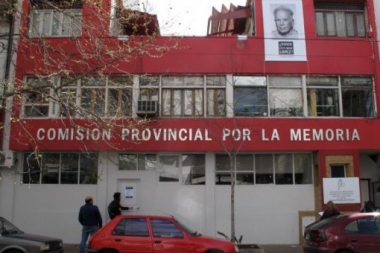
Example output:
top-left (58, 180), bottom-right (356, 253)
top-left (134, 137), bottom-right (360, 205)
top-left (215, 153), bottom-right (313, 185)
top-left (22, 152), bottom-right (98, 185)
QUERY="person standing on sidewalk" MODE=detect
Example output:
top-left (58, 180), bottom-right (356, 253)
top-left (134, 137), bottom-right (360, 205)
top-left (78, 196), bottom-right (102, 253)
top-left (108, 192), bottom-right (133, 219)
top-left (320, 200), bottom-right (340, 220)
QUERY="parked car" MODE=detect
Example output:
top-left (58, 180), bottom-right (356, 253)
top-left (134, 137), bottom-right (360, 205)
top-left (87, 214), bottom-right (239, 253)
top-left (303, 213), bottom-right (380, 253)
top-left (0, 216), bottom-right (63, 253)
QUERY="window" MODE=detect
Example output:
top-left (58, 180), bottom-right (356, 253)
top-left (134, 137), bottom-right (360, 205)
top-left (113, 218), bottom-right (149, 236)
top-left (341, 77), bottom-right (374, 117)
top-left (151, 219), bottom-right (184, 238)
top-left (216, 153), bottom-right (313, 185)
top-left (158, 154), bottom-right (205, 185)
top-left (234, 76), bottom-right (267, 117)
top-left (269, 76), bottom-right (303, 117)
top-left (161, 76), bottom-right (204, 117)
top-left (315, 3), bottom-right (366, 37)
top-left (119, 154), bottom-right (156, 170)
top-left (331, 164), bottom-right (346, 177)
top-left (307, 77), bottom-right (339, 117)
top-left (80, 77), bottom-right (106, 117)
top-left (206, 76), bottom-right (226, 116)
top-left (22, 152), bottom-right (98, 184)
top-left (29, 9), bottom-right (82, 37)
top-left (23, 77), bottom-right (56, 118)
top-left (346, 217), bottom-right (380, 234)
top-left (108, 76), bottom-right (133, 117)
top-left (139, 76), bottom-right (159, 109)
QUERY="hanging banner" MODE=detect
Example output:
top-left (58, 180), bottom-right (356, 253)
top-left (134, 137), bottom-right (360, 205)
top-left (262, 0), bottom-right (307, 61)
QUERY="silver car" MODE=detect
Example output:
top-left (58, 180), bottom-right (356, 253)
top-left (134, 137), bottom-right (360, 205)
top-left (0, 217), bottom-right (63, 253)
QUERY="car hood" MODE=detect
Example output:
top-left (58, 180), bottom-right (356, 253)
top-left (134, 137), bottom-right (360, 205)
top-left (3, 233), bottom-right (62, 242)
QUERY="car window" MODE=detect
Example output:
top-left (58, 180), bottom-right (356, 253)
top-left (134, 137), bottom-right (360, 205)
top-left (150, 219), bottom-right (184, 238)
top-left (357, 217), bottom-right (380, 234)
top-left (307, 216), bottom-right (338, 230)
top-left (112, 218), bottom-right (149, 237)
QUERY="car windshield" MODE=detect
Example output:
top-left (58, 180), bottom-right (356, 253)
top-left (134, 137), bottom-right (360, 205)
top-left (0, 217), bottom-right (23, 235)
top-left (174, 217), bottom-right (199, 236)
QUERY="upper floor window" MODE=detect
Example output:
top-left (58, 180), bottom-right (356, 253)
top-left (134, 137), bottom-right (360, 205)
top-left (315, 2), bottom-right (366, 37)
top-left (29, 0), bottom-right (83, 37)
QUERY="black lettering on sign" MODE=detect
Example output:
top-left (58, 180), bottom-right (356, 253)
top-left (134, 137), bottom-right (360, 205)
top-left (278, 41), bottom-right (294, 55)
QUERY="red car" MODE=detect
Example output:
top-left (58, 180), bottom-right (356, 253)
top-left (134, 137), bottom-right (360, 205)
top-left (87, 214), bottom-right (239, 253)
top-left (303, 213), bottom-right (380, 253)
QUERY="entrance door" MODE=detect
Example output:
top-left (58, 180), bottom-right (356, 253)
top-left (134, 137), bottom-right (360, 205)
top-left (360, 179), bottom-right (370, 206)
top-left (117, 179), bottom-right (140, 213)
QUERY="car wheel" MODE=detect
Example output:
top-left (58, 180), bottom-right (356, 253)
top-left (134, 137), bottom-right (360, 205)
top-left (5, 250), bottom-right (23, 253)
top-left (205, 250), bottom-right (225, 253)
top-left (99, 249), bottom-right (118, 253)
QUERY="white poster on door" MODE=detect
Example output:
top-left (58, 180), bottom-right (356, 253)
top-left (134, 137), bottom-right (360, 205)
top-left (323, 177), bottom-right (360, 204)
top-left (262, 0), bottom-right (307, 61)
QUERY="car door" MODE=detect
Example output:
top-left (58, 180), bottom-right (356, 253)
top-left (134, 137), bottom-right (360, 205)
top-left (345, 216), bottom-right (380, 253)
top-left (112, 218), bottom-right (153, 253)
top-left (149, 218), bottom-right (195, 253)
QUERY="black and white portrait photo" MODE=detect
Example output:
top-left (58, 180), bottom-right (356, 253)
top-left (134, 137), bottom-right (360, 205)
top-left (262, 0), bottom-right (307, 61)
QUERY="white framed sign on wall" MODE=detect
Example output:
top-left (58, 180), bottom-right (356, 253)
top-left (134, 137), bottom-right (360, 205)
top-left (323, 177), bottom-right (361, 204)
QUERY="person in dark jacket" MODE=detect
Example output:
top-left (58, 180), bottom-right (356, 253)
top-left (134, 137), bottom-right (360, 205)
top-left (360, 200), bottom-right (377, 212)
top-left (320, 200), bottom-right (341, 220)
top-left (78, 196), bottom-right (102, 253)
top-left (108, 192), bottom-right (133, 219)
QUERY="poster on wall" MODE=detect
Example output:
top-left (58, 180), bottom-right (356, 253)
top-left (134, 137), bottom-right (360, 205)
top-left (323, 178), bottom-right (361, 204)
top-left (262, 0), bottom-right (307, 61)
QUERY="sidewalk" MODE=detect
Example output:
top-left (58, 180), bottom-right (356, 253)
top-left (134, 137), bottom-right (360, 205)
top-left (64, 244), bottom-right (303, 253)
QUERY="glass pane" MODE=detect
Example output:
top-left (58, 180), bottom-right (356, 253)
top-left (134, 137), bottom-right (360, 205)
top-left (236, 155), bottom-right (253, 171)
top-left (215, 154), bottom-right (230, 171)
top-left (52, 12), bottom-right (62, 36)
top-left (61, 153), bottom-right (79, 184)
top-left (24, 105), bottom-right (49, 117)
top-left (159, 156), bottom-right (179, 182)
top-left (81, 77), bottom-right (105, 86)
top-left (80, 153), bottom-right (98, 184)
top-left (182, 154), bottom-right (205, 185)
top-left (345, 13), bottom-right (355, 36)
top-left (207, 89), bottom-right (226, 116)
top-left (162, 76), bottom-right (184, 87)
top-left (44, 12), bottom-right (53, 36)
top-left (326, 12), bottom-right (336, 36)
top-left (23, 153), bottom-right (41, 184)
top-left (140, 76), bottom-right (160, 86)
top-left (336, 12), bottom-right (346, 37)
top-left (342, 89), bottom-right (374, 117)
top-left (71, 11), bottom-right (82, 36)
top-left (184, 90), bottom-right (193, 116)
top-left (138, 155), bottom-right (156, 171)
top-left (109, 76), bottom-right (133, 86)
top-left (139, 88), bottom-right (159, 101)
top-left (161, 89), bottom-right (171, 116)
top-left (356, 13), bottom-right (366, 37)
top-left (30, 11), bottom-right (41, 37)
top-left (274, 154), bottom-right (293, 185)
top-left (331, 165), bottom-right (345, 178)
top-left (307, 76), bottom-right (338, 86)
top-left (151, 219), bottom-right (183, 238)
top-left (113, 218), bottom-right (149, 236)
top-left (81, 89), bottom-right (105, 116)
top-left (194, 89), bottom-right (203, 116)
top-left (60, 88), bottom-right (77, 117)
top-left (236, 173), bottom-right (254, 185)
top-left (294, 154), bottom-right (313, 184)
top-left (42, 153), bottom-right (60, 184)
top-left (108, 89), bottom-right (132, 117)
top-left (184, 76), bottom-right (204, 86)
top-left (119, 154), bottom-right (137, 170)
top-left (315, 12), bottom-right (325, 36)
top-left (233, 76), bottom-right (266, 86)
top-left (269, 76), bottom-right (302, 87)
top-left (173, 90), bottom-right (181, 116)
top-left (307, 88), bottom-right (339, 117)
top-left (255, 154), bottom-right (273, 184)
top-left (342, 77), bottom-right (372, 86)
top-left (206, 76), bottom-right (226, 86)
top-left (269, 89), bottom-right (303, 117)
top-left (234, 87), bottom-right (268, 117)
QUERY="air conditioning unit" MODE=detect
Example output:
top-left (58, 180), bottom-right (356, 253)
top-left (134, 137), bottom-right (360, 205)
top-left (0, 151), bottom-right (15, 167)
top-left (137, 100), bottom-right (158, 115)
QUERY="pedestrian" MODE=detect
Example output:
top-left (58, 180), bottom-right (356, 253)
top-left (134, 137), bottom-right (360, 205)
top-left (108, 192), bottom-right (133, 219)
top-left (78, 196), bottom-right (102, 253)
top-left (271, 5), bottom-right (298, 38)
top-left (320, 200), bottom-right (341, 220)
top-left (360, 200), bottom-right (377, 212)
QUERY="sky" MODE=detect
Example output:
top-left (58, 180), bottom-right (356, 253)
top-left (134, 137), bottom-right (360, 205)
top-left (147, 0), bottom-right (247, 36)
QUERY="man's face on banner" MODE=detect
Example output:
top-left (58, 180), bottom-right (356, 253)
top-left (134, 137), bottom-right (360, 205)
top-left (274, 9), bottom-right (294, 35)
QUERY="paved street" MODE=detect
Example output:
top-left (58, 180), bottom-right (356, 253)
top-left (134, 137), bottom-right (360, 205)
top-left (64, 244), bottom-right (304, 253)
